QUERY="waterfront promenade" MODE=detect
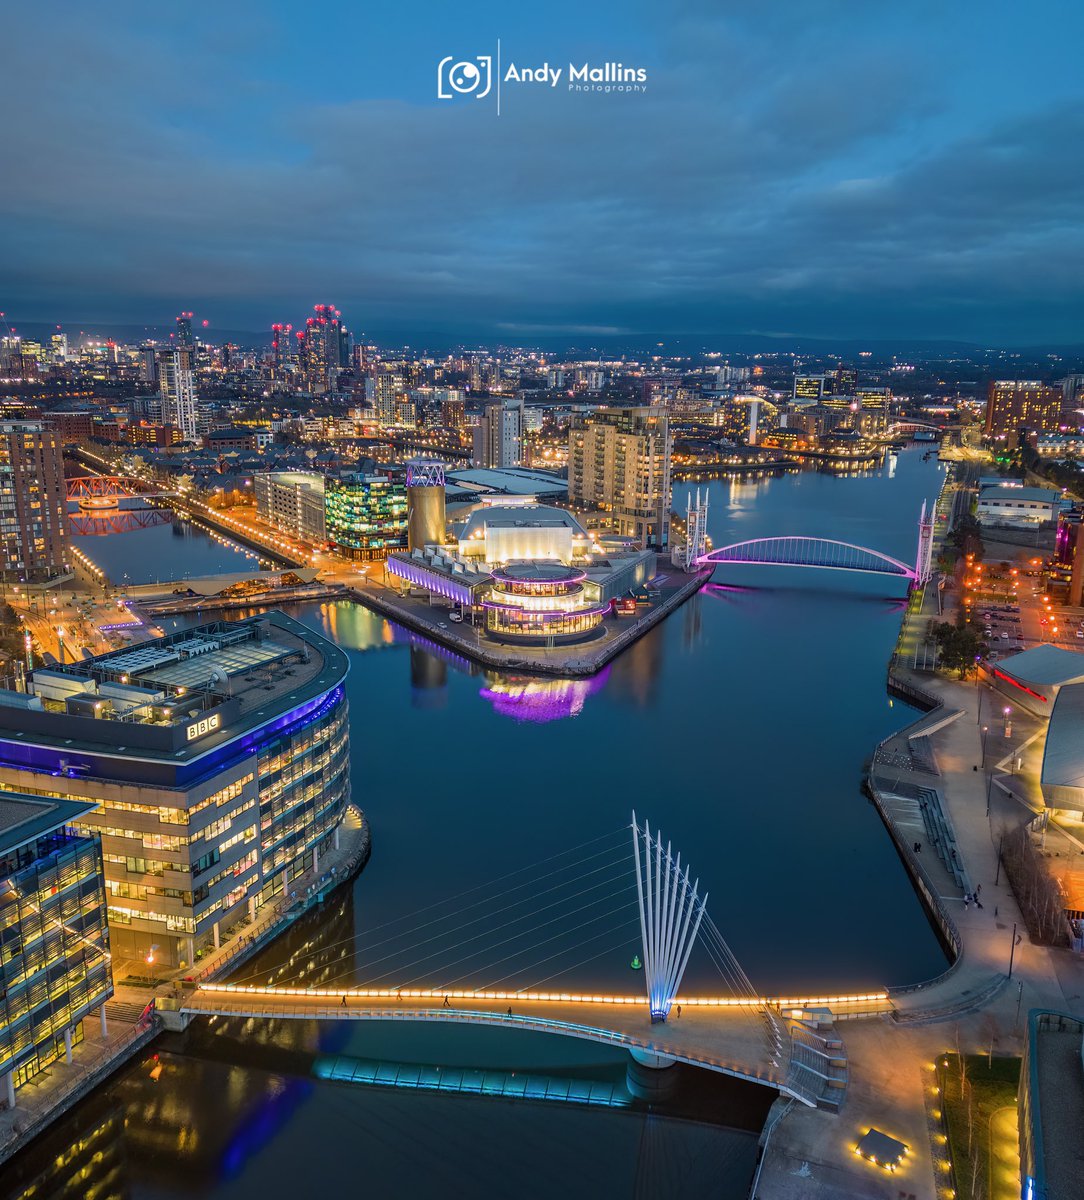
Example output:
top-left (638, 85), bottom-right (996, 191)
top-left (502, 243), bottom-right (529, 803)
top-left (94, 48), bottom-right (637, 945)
top-left (754, 669), bottom-right (1084, 1199)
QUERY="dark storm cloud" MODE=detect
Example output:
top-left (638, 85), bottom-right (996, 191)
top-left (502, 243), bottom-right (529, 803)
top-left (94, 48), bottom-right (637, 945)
top-left (1, 0), bottom-right (1081, 341)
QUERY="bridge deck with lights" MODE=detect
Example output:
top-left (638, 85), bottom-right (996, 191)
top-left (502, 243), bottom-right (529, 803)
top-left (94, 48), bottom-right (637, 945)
top-left (169, 984), bottom-right (889, 1106)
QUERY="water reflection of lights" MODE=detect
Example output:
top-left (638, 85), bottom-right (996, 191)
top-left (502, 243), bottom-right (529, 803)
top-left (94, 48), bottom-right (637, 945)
top-left (479, 667), bottom-right (611, 723)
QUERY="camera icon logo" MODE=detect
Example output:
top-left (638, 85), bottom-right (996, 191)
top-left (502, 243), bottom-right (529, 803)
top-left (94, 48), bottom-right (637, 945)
top-left (437, 56), bottom-right (493, 101)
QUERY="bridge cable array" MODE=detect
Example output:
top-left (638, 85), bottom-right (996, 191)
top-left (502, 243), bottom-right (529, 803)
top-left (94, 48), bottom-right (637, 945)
top-left (239, 827), bottom-right (646, 995)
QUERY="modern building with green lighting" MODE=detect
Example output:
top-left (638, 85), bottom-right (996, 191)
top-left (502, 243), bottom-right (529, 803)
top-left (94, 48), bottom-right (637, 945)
top-left (325, 474), bottom-right (408, 561)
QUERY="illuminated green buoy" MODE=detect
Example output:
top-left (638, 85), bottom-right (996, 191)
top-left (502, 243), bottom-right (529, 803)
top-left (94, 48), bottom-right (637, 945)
top-left (630, 955), bottom-right (642, 970)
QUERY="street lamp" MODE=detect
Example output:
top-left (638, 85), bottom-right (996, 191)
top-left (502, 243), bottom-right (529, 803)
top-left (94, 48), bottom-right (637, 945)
top-left (981, 725), bottom-right (989, 767)
top-left (1003, 705), bottom-right (1012, 738)
top-left (56, 627), bottom-right (65, 664)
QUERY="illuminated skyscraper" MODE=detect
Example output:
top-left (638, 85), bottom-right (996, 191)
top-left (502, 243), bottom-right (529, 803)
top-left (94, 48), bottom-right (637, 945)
top-left (157, 348), bottom-right (198, 441)
top-left (0, 792), bottom-right (112, 1105)
top-left (568, 406), bottom-right (672, 547)
top-left (298, 304), bottom-right (345, 393)
top-left (175, 312), bottom-right (194, 350)
top-left (374, 370), bottom-right (405, 423)
top-left (473, 396), bottom-right (524, 468)
top-left (832, 365), bottom-right (858, 396)
top-left (0, 419), bottom-right (69, 579)
top-left (984, 381), bottom-right (1063, 436)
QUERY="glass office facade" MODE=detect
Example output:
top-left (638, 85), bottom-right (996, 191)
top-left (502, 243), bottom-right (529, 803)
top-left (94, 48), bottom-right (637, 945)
top-left (0, 821), bottom-right (111, 1090)
top-left (325, 476), bottom-right (408, 560)
top-left (257, 691), bottom-right (351, 897)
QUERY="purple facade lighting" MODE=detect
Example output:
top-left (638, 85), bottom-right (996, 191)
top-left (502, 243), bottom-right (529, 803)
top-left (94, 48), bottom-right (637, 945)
top-left (481, 599), bottom-right (609, 619)
top-left (387, 556), bottom-right (473, 607)
top-left (406, 459), bottom-right (446, 489)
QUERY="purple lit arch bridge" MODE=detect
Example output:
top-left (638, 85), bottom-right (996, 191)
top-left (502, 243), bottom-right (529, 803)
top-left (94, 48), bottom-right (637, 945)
top-left (696, 504), bottom-right (935, 587)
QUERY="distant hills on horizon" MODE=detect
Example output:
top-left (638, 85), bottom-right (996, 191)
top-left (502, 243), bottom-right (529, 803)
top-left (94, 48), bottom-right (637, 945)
top-left (7, 319), bottom-right (1084, 360)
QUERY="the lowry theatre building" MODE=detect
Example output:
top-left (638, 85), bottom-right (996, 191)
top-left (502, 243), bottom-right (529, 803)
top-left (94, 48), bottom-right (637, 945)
top-left (0, 612), bottom-right (350, 969)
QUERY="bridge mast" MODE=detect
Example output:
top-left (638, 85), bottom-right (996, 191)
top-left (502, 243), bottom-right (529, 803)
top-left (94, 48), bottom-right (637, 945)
top-left (915, 500), bottom-right (935, 586)
top-left (631, 812), bottom-right (708, 1023)
top-left (681, 489), bottom-right (709, 570)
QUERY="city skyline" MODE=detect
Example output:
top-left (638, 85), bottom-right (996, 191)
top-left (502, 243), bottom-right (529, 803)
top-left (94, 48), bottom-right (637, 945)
top-left (3, 1), bottom-right (1084, 343)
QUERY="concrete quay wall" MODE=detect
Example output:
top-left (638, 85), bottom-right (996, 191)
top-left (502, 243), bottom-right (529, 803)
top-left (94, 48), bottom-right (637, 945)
top-left (346, 568), bottom-right (712, 679)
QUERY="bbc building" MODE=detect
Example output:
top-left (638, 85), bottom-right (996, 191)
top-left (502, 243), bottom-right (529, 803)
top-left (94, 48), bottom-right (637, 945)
top-left (0, 612), bottom-right (350, 969)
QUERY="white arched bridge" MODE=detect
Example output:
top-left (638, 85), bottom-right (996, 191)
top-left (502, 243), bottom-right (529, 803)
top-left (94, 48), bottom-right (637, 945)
top-left (698, 536), bottom-right (916, 579)
top-left (160, 815), bottom-right (890, 1111)
top-left (691, 502), bottom-right (936, 586)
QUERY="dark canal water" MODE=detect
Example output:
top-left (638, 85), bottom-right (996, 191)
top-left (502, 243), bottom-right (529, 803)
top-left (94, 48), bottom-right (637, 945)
top-left (6, 448), bottom-right (947, 1200)
top-left (70, 505), bottom-right (266, 585)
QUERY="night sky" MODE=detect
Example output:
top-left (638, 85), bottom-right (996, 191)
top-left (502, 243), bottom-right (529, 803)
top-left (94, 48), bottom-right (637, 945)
top-left (3, 0), bottom-right (1082, 343)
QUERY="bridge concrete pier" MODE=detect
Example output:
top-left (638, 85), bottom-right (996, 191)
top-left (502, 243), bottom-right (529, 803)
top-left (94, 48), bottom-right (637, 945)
top-left (626, 1047), bottom-right (680, 1101)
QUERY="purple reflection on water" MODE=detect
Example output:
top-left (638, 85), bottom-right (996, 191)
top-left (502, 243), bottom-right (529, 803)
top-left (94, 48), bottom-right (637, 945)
top-left (479, 666), bottom-right (612, 724)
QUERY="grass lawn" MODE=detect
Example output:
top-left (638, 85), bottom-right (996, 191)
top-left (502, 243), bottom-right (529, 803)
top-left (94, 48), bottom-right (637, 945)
top-left (937, 1053), bottom-right (1021, 1200)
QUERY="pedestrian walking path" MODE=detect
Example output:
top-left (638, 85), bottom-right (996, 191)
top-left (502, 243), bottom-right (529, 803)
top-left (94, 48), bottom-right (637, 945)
top-left (881, 671), bottom-right (1078, 1023)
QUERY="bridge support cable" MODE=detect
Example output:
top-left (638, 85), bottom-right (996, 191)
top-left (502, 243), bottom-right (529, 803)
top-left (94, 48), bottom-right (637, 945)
top-left (392, 891), bottom-right (639, 992)
top-left (517, 922), bottom-right (644, 993)
top-left (463, 912), bottom-right (642, 994)
top-left (289, 838), bottom-right (639, 996)
top-left (226, 827), bottom-right (630, 987)
top-left (348, 859), bottom-right (634, 984)
top-left (631, 812), bottom-right (707, 1023)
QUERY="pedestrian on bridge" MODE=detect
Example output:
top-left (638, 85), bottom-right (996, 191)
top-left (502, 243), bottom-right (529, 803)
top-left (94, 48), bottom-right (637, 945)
top-left (341, 995), bottom-right (347, 1007)
top-left (443, 995), bottom-right (451, 1008)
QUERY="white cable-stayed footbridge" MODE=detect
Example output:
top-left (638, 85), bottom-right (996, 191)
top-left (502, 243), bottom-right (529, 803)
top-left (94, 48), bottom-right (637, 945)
top-left (165, 815), bottom-right (883, 1109)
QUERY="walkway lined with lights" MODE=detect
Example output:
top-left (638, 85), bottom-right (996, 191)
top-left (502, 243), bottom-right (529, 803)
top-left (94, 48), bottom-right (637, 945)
top-left (173, 986), bottom-right (874, 1103)
top-left (165, 817), bottom-right (886, 1109)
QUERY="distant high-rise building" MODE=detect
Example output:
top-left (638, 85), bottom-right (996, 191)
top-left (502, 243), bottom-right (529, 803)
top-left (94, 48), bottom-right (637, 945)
top-left (568, 405), bottom-right (672, 548)
top-left (854, 387), bottom-right (891, 434)
top-left (157, 348), bottom-right (198, 441)
top-left (438, 389), bottom-right (466, 428)
top-left (1061, 375), bottom-right (1084, 423)
top-left (175, 312), bottom-right (194, 350)
top-left (984, 381), bottom-right (1063, 436)
top-left (139, 345), bottom-right (158, 384)
top-left (49, 332), bottom-right (68, 363)
top-left (298, 304), bottom-right (344, 393)
top-left (339, 324), bottom-right (352, 369)
top-left (271, 324), bottom-right (291, 376)
top-left (832, 365), bottom-right (858, 396)
top-left (0, 419), bottom-right (69, 579)
top-left (793, 374), bottom-right (827, 400)
top-left (473, 396), bottom-right (524, 468)
top-left (713, 364), bottom-right (749, 387)
top-left (374, 370), bottom-right (406, 424)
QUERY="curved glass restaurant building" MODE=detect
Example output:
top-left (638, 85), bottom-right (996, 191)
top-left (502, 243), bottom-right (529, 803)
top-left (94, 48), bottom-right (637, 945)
top-left (0, 612), bottom-right (350, 970)
top-left (483, 563), bottom-right (608, 644)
